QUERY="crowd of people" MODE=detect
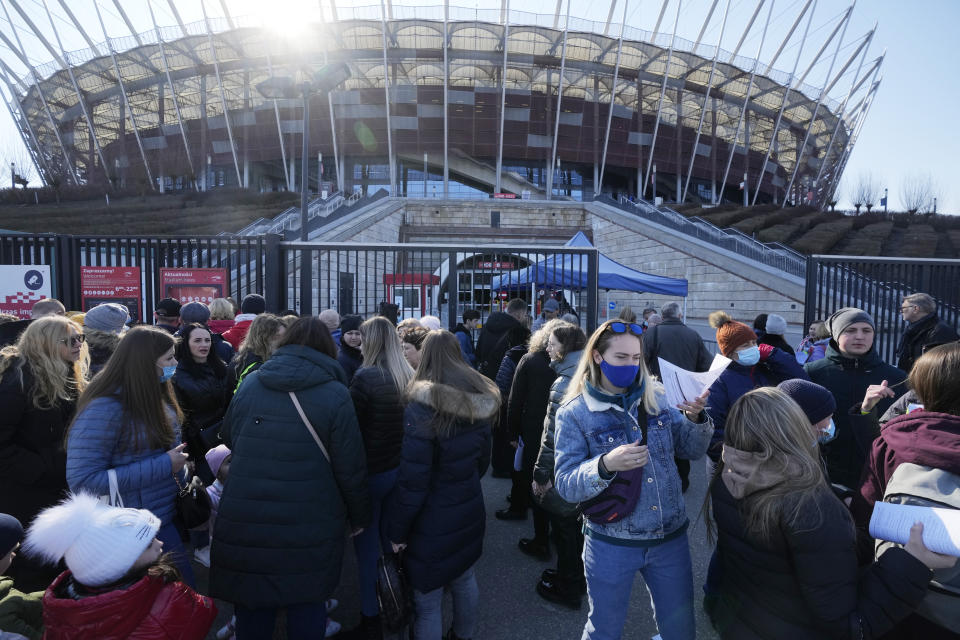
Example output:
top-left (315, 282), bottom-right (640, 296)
top-left (0, 289), bottom-right (957, 640)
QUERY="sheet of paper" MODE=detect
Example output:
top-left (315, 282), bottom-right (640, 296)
top-left (658, 354), bottom-right (731, 407)
top-left (869, 502), bottom-right (960, 557)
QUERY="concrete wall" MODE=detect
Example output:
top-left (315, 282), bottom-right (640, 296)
top-left (302, 197), bottom-right (808, 344)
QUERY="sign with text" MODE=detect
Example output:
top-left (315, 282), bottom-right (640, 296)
top-left (0, 265), bottom-right (52, 319)
top-left (477, 261), bottom-right (515, 269)
top-left (81, 266), bottom-right (142, 323)
top-left (159, 268), bottom-right (227, 306)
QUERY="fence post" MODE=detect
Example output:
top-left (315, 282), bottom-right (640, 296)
top-left (586, 248), bottom-right (599, 333)
top-left (447, 251), bottom-right (458, 331)
top-left (264, 234), bottom-right (285, 313)
top-left (53, 235), bottom-right (79, 310)
top-left (803, 255), bottom-right (818, 331)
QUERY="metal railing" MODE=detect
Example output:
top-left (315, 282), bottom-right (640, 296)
top-left (0, 233), bottom-right (599, 332)
top-left (804, 255), bottom-right (960, 365)
top-left (597, 195), bottom-right (807, 279)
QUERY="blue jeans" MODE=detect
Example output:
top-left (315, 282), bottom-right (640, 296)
top-left (581, 532), bottom-right (695, 640)
top-left (353, 468), bottom-right (399, 616)
top-left (234, 601), bottom-right (326, 640)
top-left (157, 521), bottom-right (195, 588)
top-left (413, 565), bottom-right (479, 640)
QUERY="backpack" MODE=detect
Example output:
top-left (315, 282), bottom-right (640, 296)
top-left (876, 462), bottom-right (960, 632)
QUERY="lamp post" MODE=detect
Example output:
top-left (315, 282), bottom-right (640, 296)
top-left (258, 63), bottom-right (351, 314)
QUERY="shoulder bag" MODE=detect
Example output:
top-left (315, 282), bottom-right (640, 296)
top-left (289, 391), bottom-right (330, 462)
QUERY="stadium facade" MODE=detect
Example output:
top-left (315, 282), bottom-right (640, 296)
top-left (0, 1), bottom-right (881, 207)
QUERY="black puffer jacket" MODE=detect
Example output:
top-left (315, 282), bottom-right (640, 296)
top-left (711, 473), bottom-right (932, 639)
top-left (350, 366), bottom-right (406, 474)
top-left (533, 350), bottom-right (582, 517)
top-left (507, 350), bottom-right (555, 469)
top-left (225, 351), bottom-right (263, 399)
top-left (337, 343), bottom-right (363, 384)
top-left (385, 381), bottom-right (496, 593)
top-left (805, 342), bottom-right (907, 488)
top-left (0, 360), bottom-right (77, 591)
top-left (172, 360), bottom-right (229, 450)
top-left (210, 345), bottom-right (371, 609)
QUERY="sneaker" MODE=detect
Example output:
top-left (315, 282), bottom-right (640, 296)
top-left (325, 618), bottom-right (342, 637)
top-left (495, 508), bottom-right (526, 521)
top-left (193, 546), bottom-right (210, 568)
top-left (215, 616), bottom-right (236, 640)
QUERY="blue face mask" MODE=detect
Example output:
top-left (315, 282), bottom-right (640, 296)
top-left (817, 419), bottom-right (836, 445)
top-left (600, 359), bottom-right (640, 389)
top-left (737, 346), bottom-right (760, 366)
top-left (159, 365), bottom-right (176, 383)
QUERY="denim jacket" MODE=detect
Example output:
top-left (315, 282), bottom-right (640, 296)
top-left (553, 385), bottom-right (713, 542)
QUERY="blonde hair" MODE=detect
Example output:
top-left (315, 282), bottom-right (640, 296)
top-left (528, 319), bottom-right (573, 354)
top-left (0, 316), bottom-right (88, 409)
top-left (562, 320), bottom-right (662, 414)
top-left (360, 316), bottom-right (414, 394)
top-left (397, 318), bottom-right (422, 338)
top-left (208, 298), bottom-right (235, 320)
top-left (723, 387), bottom-right (831, 542)
top-left (237, 314), bottom-right (285, 362)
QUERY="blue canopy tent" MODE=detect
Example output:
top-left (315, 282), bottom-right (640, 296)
top-left (491, 232), bottom-right (688, 297)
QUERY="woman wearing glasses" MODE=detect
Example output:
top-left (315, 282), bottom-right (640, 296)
top-left (553, 320), bottom-right (712, 640)
top-left (0, 316), bottom-right (89, 591)
top-left (65, 326), bottom-right (196, 585)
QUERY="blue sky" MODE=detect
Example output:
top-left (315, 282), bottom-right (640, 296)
top-left (0, 0), bottom-right (955, 212)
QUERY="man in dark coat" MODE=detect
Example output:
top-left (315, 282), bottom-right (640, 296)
top-left (644, 301), bottom-right (713, 492)
top-left (896, 292), bottom-right (959, 372)
top-left (210, 330), bottom-right (371, 625)
top-left (476, 298), bottom-right (528, 379)
top-left (643, 302), bottom-right (712, 378)
top-left (806, 307), bottom-right (907, 490)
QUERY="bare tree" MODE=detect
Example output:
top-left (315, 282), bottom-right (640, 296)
top-left (2, 142), bottom-right (37, 189)
top-left (900, 173), bottom-right (936, 214)
top-left (849, 172), bottom-right (881, 214)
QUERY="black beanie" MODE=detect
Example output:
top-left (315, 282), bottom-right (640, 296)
top-left (240, 294), bottom-right (266, 315)
top-left (340, 314), bottom-right (363, 333)
top-left (0, 513), bottom-right (24, 557)
top-left (778, 379), bottom-right (836, 425)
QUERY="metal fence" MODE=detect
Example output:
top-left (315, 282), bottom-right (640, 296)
top-left (804, 255), bottom-right (960, 365)
top-left (1, 234), bottom-right (599, 333)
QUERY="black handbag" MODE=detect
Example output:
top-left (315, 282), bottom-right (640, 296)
top-left (377, 551), bottom-right (414, 633)
top-left (173, 472), bottom-right (212, 531)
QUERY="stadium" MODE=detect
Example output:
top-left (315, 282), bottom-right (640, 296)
top-left (0, 0), bottom-right (880, 207)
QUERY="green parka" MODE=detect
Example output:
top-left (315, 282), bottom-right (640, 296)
top-left (209, 344), bottom-right (371, 609)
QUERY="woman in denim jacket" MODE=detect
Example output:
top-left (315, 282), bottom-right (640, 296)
top-left (554, 320), bottom-right (713, 640)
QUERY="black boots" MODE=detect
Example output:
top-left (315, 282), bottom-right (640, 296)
top-left (518, 538), bottom-right (550, 561)
top-left (535, 569), bottom-right (586, 610)
top-left (444, 629), bottom-right (470, 640)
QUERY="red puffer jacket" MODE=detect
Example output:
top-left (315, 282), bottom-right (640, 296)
top-left (41, 571), bottom-right (217, 640)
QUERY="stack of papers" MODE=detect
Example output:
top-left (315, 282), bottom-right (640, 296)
top-left (658, 354), bottom-right (731, 407)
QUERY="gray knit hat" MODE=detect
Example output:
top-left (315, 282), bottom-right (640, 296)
top-left (84, 303), bottom-right (130, 335)
top-left (764, 314), bottom-right (787, 336)
top-left (825, 307), bottom-right (874, 339)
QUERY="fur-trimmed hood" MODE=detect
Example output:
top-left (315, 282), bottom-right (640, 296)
top-left (83, 328), bottom-right (121, 354)
top-left (407, 380), bottom-right (499, 421)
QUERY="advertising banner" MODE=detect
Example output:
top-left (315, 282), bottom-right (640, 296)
top-left (81, 266), bottom-right (142, 323)
top-left (159, 268), bottom-right (228, 305)
top-left (0, 265), bottom-right (52, 319)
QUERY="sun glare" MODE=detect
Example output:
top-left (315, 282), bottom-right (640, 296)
top-left (234, 0), bottom-right (319, 37)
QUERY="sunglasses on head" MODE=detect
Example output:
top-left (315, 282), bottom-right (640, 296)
top-left (607, 322), bottom-right (643, 336)
top-left (59, 334), bottom-right (86, 346)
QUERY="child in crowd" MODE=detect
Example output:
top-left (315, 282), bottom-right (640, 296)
top-left (22, 494), bottom-right (216, 640)
top-left (194, 444), bottom-right (233, 569)
top-left (0, 514), bottom-right (42, 640)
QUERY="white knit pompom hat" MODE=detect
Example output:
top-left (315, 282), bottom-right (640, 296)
top-left (23, 493), bottom-right (160, 587)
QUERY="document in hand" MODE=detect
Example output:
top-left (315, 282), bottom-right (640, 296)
top-left (658, 354), bottom-right (731, 408)
top-left (869, 502), bottom-right (960, 557)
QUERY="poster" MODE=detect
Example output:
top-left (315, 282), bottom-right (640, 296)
top-left (0, 265), bottom-right (52, 319)
top-left (159, 268), bottom-right (228, 305)
top-left (80, 266), bottom-right (142, 324)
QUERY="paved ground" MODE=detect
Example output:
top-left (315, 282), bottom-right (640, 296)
top-left (197, 458), bottom-right (720, 639)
